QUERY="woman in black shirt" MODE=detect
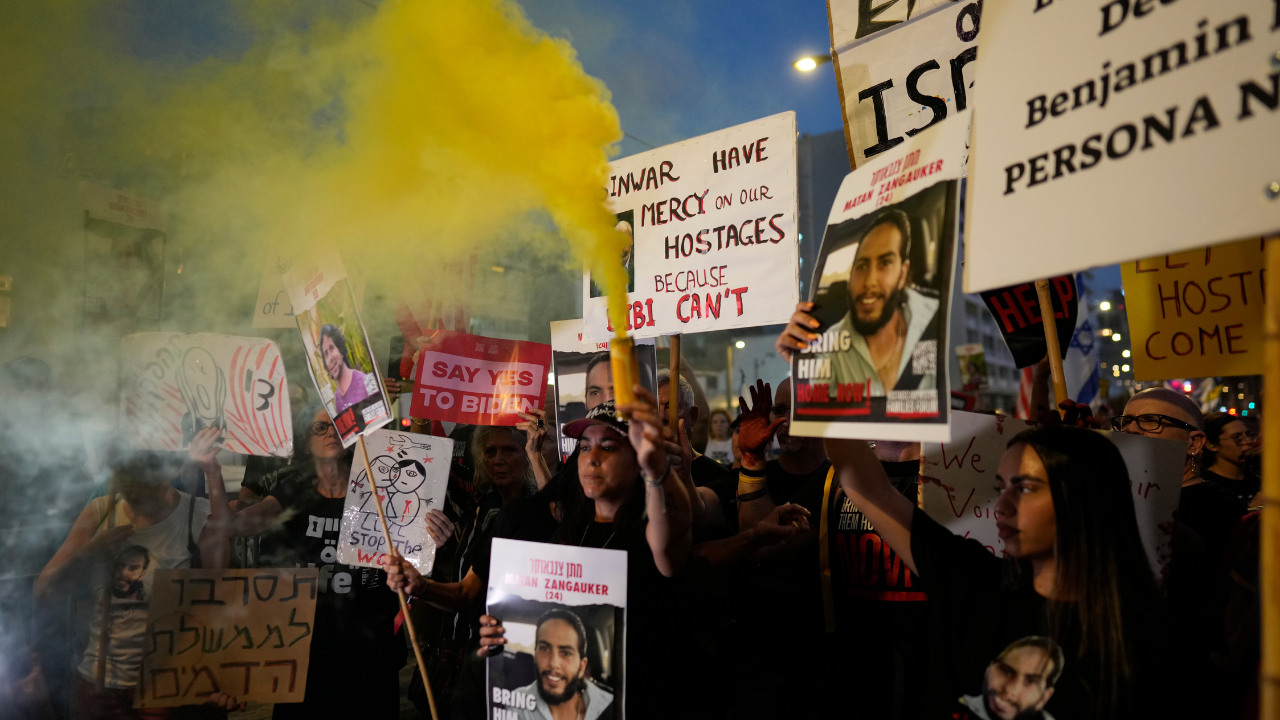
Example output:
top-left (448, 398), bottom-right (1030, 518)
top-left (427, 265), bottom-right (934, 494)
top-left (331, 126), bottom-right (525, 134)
top-left (826, 425), bottom-right (1201, 719)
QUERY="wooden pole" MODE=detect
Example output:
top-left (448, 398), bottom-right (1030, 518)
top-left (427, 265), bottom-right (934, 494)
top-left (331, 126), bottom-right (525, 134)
top-left (1262, 237), bottom-right (1280, 717)
top-left (669, 334), bottom-right (682, 437)
top-left (726, 343), bottom-right (734, 412)
top-left (94, 477), bottom-right (117, 691)
top-left (358, 436), bottom-right (440, 720)
top-left (1035, 279), bottom-right (1069, 414)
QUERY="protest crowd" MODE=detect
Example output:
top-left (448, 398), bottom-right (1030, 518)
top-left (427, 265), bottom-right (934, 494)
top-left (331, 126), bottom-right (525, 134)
top-left (1, 1), bottom-right (1278, 720)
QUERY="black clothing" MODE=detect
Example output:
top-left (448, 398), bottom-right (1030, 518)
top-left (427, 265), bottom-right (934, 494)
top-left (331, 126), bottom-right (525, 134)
top-left (263, 469), bottom-right (405, 719)
top-left (1178, 480), bottom-right (1246, 565)
top-left (691, 453), bottom-right (731, 487)
top-left (1201, 469), bottom-right (1258, 507)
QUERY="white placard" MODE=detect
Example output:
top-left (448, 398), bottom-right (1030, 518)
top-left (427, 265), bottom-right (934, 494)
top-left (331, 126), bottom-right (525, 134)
top-left (828, 0), bottom-right (958, 48)
top-left (338, 430), bottom-right (451, 572)
top-left (581, 112), bottom-right (799, 342)
top-left (833, 1), bottom-right (981, 168)
top-left (79, 181), bottom-right (168, 231)
top-left (965, 0), bottom-right (1280, 293)
top-left (919, 411), bottom-right (1182, 582)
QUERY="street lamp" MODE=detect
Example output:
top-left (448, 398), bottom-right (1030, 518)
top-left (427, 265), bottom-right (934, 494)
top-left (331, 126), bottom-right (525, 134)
top-left (794, 54), bottom-right (832, 71)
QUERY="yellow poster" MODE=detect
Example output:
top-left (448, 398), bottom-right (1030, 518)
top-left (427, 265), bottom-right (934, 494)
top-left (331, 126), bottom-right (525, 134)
top-left (1121, 238), bottom-right (1265, 381)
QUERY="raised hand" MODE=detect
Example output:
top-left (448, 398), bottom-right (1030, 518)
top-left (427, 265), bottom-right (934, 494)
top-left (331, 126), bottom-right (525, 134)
top-left (422, 509), bottom-right (454, 547)
top-left (618, 385), bottom-right (675, 483)
top-left (384, 548), bottom-right (427, 597)
top-left (737, 379), bottom-right (784, 470)
top-left (187, 427), bottom-right (223, 471)
top-left (776, 301), bottom-right (822, 362)
top-left (476, 614), bottom-right (507, 657)
top-left (1037, 399), bottom-right (1100, 428)
top-left (383, 377), bottom-right (403, 396)
top-left (515, 409), bottom-right (548, 457)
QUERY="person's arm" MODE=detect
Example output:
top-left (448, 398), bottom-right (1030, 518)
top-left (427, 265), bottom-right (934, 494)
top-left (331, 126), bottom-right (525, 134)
top-left (227, 496), bottom-right (285, 537)
top-left (692, 503), bottom-right (810, 566)
top-left (735, 379), bottom-right (784, 532)
top-left (697, 486), bottom-right (725, 529)
top-left (516, 409), bottom-right (553, 490)
top-left (386, 552), bottom-right (485, 611)
top-left (672, 419), bottom-right (709, 527)
top-left (825, 438), bottom-right (917, 573)
top-left (36, 501), bottom-right (134, 599)
top-left (190, 428), bottom-right (230, 569)
top-left (622, 387), bottom-right (693, 577)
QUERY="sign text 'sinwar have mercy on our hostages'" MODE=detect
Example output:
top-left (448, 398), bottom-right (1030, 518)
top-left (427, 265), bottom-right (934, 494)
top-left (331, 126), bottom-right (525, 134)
top-left (581, 112), bottom-right (799, 341)
top-left (965, 0), bottom-right (1280, 292)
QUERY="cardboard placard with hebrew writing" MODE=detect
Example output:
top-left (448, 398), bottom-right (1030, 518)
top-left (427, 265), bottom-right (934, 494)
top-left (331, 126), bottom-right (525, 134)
top-left (137, 568), bottom-right (319, 707)
top-left (919, 411), bottom-right (1182, 584)
top-left (120, 333), bottom-right (294, 457)
top-left (1121, 237), bottom-right (1266, 381)
top-left (338, 429), bottom-right (452, 572)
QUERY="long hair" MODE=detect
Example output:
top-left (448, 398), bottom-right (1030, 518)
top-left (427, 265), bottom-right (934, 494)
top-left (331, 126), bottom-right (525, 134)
top-left (551, 444), bottom-right (646, 546)
top-left (1006, 425), bottom-right (1161, 718)
top-left (470, 425), bottom-right (535, 498)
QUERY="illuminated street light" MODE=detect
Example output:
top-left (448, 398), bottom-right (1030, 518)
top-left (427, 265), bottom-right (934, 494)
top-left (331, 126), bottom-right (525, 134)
top-left (1122, 364), bottom-right (1130, 372)
top-left (1122, 349), bottom-right (1130, 358)
top-left (1112, 333), bottom-right (1122, 341)
top-left (735, 341), bottom-right (746, 349)
top-left (794, 54), bottom-right (832, 71)
top-left (1099, 301), bottom-right (1111, 311)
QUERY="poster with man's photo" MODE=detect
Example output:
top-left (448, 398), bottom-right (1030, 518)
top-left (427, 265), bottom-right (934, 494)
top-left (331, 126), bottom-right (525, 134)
top-left (549, 320), bottom-right (657, 460)
top-left (789, 110), bottom-right (970, 443)
top-left (487, 539), bottom-right (627, 720)
top-left (283, 252), bottom-right (392, 447)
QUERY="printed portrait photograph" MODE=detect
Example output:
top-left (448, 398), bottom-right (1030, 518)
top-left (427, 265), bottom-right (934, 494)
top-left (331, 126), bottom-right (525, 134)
top-left (958, 636), bottom-right (1065, 720)
top-left (296, 277), bottom-right (388, 440)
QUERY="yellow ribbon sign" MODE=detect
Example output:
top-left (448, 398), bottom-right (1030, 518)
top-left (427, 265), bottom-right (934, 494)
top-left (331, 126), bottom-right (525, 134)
top-left (1122, 238), bottom-right (1266, 381)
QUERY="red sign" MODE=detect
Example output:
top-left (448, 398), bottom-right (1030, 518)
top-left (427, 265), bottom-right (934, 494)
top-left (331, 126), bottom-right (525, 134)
top-left (409, 330), bottom-right (551, 426)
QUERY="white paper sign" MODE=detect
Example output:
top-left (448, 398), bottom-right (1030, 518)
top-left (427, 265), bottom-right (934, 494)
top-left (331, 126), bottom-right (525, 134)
top-left (79, 181), bottom-right (168, 231)
top-left (120, 333), bottom-right (293, 457)
top-left (965, 0), bottom-right (1280, 292)
top-left (582, 112), bottom-right (799, 341)
top-left (828, 0), bottom-right (958, 48)
top-left (919, 411), bottom-right (1182, 582)
top-left (833, 1), bottom-right (981, 168)
top-left (338, 430), bottom-right (451, 572)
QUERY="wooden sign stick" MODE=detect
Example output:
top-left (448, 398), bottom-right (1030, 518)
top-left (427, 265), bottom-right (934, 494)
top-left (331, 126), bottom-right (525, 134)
top-left (1034, 279), bottom-right (1069, 415)
top-left (357, 435), bottom-right (440, 720)
top-left (668, 334), bottom-right (682, 437)
top-left (94, 476), bottom-right (117, 691)
top-left (1261, 237), bottom-right (1280, 716)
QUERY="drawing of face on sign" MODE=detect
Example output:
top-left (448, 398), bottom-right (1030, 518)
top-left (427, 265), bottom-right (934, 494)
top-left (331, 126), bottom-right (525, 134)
top-left (385, 459), bottom-right (430, 537)
top-left (176, 347), bottom-right (226, 444)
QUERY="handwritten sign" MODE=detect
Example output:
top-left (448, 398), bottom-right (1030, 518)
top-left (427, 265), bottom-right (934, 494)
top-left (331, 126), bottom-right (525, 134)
top-left (1121, 237), bottom-right (1266, 381)
top-left (486, 539), bottom-right (627, 720)
top-left (80, 181), bottom-right (168, 232)
top-left (338, 429), bottom-right (451, 572)
top-left (581, 112), bottom-right (799, 342)
top-left (283, 252), bottom-right (392, 448)
top-left (409, 330), bottom-right (551, 426)
top-left (832, 1), bottom-right (981, 168)
top-left (120, 333), bottom-right (293, 457)
top-left (978, 276), bottom-right (1079, 368)
top-left (550, 319), bottom-right (657, 460)
top-left (137, 568), bottom-right (318, 707)
top-left (965, 0), bottom-right (1280, 292)
top-left (919, 411), bottom-right (1182, 582)
top-left (789, 110), bottom-right (968, 444)
top-left (828, 0), bottom-right (956, 47)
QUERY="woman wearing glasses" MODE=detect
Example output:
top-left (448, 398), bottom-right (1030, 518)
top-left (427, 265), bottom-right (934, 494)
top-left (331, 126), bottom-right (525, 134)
top-left (213, 403), bottom-right (405, 719)
top-left (1200, 412), bottom-right (1259, 505)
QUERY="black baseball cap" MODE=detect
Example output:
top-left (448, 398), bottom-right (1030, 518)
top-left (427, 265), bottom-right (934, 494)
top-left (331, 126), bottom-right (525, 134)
top-left (562, 400), bottom-right (630, 439)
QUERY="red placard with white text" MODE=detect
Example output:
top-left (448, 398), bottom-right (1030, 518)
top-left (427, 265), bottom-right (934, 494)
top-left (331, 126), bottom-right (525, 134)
top-left (409, 330), bottom-right (552, 426)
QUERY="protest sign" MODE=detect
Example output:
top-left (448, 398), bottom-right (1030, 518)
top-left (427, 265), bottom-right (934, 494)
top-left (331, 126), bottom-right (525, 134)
top-left (831, 1), bottom-right (980, 168)
top-left (120, 333), bottom-right (293, 457)
top-left (337, 429), bottom-right (451, 572)
top-left (486, 539), bottom-right (627, 719)
top-left (80, 182), bottom-right (167, 337)
top-left (919, 411), bottom-right (1182, 582)
top-left (965, 0), bottom-right (1280, 293)
top-left (828, 0), bottom-right (957, 47)
top-left (790, 110), bottom-right (968, 443)
top-left (581, 112), bottom-right (799, 341)
top-left (954, 343), bottom-right (987, 391)
top-left (978, 275), bottom-right (1079, 368)
top-left (136, 568), bottom-right (319, 708)
top-left (409, 329), bottom-right (552, 426)
top-left (282, 252), bottom-right (392, 447)
top-left (254, 254), bottom-right (368, 329)
top-left (550, 319), bottom-right (657, 460)
top-left (1122, 237), bottom-right (1266, 380)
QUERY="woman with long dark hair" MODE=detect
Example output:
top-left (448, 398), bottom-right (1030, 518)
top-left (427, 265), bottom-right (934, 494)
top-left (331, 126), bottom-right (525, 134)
top-left (825, 425), bottom-right (1200, 718)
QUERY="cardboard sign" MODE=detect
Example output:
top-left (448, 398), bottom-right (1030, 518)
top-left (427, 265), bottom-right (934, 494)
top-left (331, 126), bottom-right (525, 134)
top-left (338, 430), bottom-right (451, 572)
top-left (486, 539), bottom-right (627, 719)
top-left (120, 333), bottom-right (293, 457)
top-left (1122, 237), bottom-right (1266, 381)
top-left (81, 184), bottom-right (166, 337)
top-left (965, 0), bottom-right (1280, 293)
top-left (790, 111), bottom-right (968, 443)
top-left (409, 330), bottom-right (551, 426)
top-left (832, 1), bottom-right (980, 168)
top-left (550, 320), bottom-right (658, 460)
top-left (581, 112), bottom-right (799, 341)
top-left (978, 275), bottom-right (1079, 368)
top-left (283, 252), bottom-right (392, 447)
top-left (137, 568), bottom-right (319, 707)
top-left (919, 411), bottom-right (1182, 583)
top-left (828, 0), bottom-right (957, 47)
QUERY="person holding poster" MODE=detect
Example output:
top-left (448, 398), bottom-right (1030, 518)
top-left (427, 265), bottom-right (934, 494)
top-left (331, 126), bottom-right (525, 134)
top-left (824, 425), bottom-right (1203, 717)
